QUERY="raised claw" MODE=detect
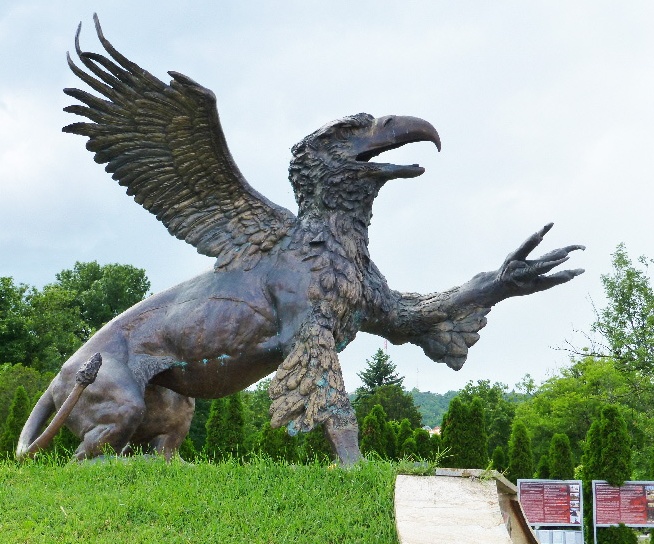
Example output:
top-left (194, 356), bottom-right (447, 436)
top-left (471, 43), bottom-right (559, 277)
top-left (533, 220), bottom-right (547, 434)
top-left (500, 224), bottom-right (585, 295)
top-left (509, 256), bottom-right (570, 282)
top-left (534, 245), bottom-right (586, 263)
top-left (508, 222), bottom-right (554, 262)
top-left (531, 268), bottom-right (585, 291)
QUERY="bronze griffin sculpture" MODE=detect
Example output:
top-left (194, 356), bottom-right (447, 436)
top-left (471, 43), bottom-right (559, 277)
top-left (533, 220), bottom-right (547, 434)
top-left (17, 16), bottom-right (584, 463)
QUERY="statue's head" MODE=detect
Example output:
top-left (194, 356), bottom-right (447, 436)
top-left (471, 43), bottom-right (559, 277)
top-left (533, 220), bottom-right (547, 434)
top-left (289, 113), bottom-right (440, 220)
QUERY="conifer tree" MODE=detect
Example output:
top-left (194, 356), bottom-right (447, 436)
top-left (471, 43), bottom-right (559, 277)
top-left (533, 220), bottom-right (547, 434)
top-left (397, 418), bottom-right (413, 450)
top-left (203, 393), bottom-right (246, 460)
top-left (178, 435), bottom-right (197, 461)
top-left (582, 405), bottom-right (634, 544)
top-left (492, 445), bottom-right (506, 473)
top-left (429, 432), bottom-right (442, 456)
top-left (258, 422), bottom-right (298, 463)
top-left (222, 392), bottom-right (245, 458)
top-left (507, 419), bottom-right (533, 483)
top-left (466, 396), bottom-right (488, 467)
top-left (549, 433), bottom-right (574, 480)
top-left (0, 385), bottom-right (30, 457)
top-left (597, 524), bottom-right (637, 544)
top-left (400, 437), bottom-right (417, 458)
top-left (441, 396), bottom-right (467, 467)
top-left (52, 426), bottom-right (79, 457)
top-left (441, 395), bottom-right (488, 468)
top-left (535, 454), bottom-right (550, 479)
top-left (384, 419), bottom-right (398, 460)
top-left (356, 349), bottom-right (403, 394)
top-left (360, 404), bottom-right (389, 458)
top-left (413, 428), bottom-right (431, 460)
top-left (582, 419), bottom-right (602, 542)
top-left (599, 405), bottom-right (631, 486)
top-left (203, 397), bottom-right (228, 461)
top-left (301, 426), bottom-right (332, 462)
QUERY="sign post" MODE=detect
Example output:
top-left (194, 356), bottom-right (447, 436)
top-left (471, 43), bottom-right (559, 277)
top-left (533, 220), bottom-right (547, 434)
top-left (593, 480), bottom-right (654, 543)
top-left (518, 480), bottom-right (583, 543)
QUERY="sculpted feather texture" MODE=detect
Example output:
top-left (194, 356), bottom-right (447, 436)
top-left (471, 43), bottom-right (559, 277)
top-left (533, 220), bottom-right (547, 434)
top-left (16, 15), bottom-right (583, 464)
top-left (63, 16), bottom-right (295, 271)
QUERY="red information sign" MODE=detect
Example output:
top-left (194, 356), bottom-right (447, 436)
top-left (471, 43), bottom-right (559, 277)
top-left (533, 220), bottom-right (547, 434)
top-left (518, 480), bottom-right (582, 526)
top-left (593, 482), bottom-right (654, 527)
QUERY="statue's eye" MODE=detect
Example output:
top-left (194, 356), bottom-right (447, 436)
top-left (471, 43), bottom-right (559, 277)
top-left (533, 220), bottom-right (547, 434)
top-left (338, 125), bottom-right (355, 140)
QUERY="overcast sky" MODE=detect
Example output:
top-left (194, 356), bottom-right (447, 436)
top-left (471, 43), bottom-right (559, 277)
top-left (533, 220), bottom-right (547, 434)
top-left (1, 2), bottom-right (653, 394)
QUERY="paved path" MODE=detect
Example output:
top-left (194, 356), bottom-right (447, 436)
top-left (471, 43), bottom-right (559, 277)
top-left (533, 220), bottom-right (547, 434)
top-left (394, 469), bottom-right (538, 544)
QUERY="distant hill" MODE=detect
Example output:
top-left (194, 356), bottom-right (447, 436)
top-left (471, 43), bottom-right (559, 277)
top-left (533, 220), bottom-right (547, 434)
top-left (409, 388), bottom-right (458, 427)
top-left (348, 388), bottom-right (458, 427)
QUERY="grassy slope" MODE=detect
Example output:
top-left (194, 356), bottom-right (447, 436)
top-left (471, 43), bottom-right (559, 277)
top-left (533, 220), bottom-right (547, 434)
top-left (0, 457), bottom-right (399, 544)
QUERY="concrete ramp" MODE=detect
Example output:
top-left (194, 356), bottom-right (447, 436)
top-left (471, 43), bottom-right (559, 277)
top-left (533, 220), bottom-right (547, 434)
top-left (394, 468), bottom-right (538, 544)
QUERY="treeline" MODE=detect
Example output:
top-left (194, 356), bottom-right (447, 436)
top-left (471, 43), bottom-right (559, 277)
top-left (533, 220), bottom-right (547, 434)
top-left (0, 261), bottom-right (150, 373)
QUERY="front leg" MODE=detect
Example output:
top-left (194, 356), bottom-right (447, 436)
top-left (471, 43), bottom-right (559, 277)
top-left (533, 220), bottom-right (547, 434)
top-left (364, 223), bottom-right (584, 370)
top-left (268, 316), bottom-right (361, 465)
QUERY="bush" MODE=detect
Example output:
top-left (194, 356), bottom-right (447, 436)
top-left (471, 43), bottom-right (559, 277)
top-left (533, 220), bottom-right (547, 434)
top-left (597, 524), bottom-right (637, 544)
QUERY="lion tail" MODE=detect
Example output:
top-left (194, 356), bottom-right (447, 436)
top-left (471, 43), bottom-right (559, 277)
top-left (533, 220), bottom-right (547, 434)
top-left (15, 383), bottom-right (56, 460)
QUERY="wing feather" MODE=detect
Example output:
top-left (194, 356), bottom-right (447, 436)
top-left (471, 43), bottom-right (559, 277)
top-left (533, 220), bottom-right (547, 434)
top-left (64, 15), bottom-right (295, 265)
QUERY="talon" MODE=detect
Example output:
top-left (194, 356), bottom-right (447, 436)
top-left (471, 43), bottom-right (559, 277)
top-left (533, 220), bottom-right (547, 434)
top-left (533, 256), bottom-right (569, 275)
top-left (540, 222), bottom-right (554, 236)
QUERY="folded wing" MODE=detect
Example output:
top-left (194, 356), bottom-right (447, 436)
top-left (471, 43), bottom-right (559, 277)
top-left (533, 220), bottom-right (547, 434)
top-left (63, 14), bottom-right (296, 270)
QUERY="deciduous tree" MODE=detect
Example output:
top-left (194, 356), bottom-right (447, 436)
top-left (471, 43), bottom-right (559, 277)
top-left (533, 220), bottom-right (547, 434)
top-left (0, 278), bottom-right (31, 365)
top-left (592, 245), bottom-right (654, 374)
top-left (55, 261), bottom-right (150, 331)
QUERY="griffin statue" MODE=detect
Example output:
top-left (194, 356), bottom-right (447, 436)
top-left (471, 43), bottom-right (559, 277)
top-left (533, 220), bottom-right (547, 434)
top-left (17, 16), bottom-right (584, 464)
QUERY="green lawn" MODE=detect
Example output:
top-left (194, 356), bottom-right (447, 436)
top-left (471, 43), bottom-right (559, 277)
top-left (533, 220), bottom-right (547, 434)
top-left (0, 457), bottom-right (399, 543)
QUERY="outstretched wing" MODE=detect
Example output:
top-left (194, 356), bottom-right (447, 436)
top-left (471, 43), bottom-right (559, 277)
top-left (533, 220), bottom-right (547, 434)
top-left (63, 15), bottom-right (296, 270)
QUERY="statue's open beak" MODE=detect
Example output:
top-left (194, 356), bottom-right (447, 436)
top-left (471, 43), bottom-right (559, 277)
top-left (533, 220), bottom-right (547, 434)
top-left (354, 115), bottom-right (441, 179)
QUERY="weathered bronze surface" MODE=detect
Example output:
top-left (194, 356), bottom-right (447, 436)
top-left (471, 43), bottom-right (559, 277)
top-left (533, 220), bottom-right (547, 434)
top-left (17, 15), bottom-right (584, 463)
